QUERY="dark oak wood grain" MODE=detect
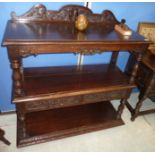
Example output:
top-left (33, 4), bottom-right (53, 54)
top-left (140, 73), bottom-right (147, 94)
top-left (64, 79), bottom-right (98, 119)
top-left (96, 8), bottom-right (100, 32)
top-left (17, 101), bottom-right (124, 147)
top-left (3, 21), bottom-right (147, 45)
top-left (13, 64), bottom-right (135, 103)
top-left (126, 52), bottom-right (155, 121)
top-left (2, 4), bottom-right (151, 147)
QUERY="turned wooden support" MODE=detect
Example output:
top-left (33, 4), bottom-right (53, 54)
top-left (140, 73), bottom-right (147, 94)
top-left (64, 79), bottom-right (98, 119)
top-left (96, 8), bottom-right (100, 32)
top-left (16, 105), bottom-right (27, 138)
top-left (17, 114), bottom-right (27, 138)
top-left (108, 51), bottom-right (119, 73)
top-left (116, 98), bottom-right (127, 120)
top-left (0, 128), bottom-right (11, 145)
top-left (116, 88), bottom-right (132, 120)
top-left (110, 51), bottom-right (119, 66)
top-left (129, 52), bottom-right (143, 84)
top-left (131, 73), bottom-right (155, 121)
top-left (11, 59), bottom-right (24, 96)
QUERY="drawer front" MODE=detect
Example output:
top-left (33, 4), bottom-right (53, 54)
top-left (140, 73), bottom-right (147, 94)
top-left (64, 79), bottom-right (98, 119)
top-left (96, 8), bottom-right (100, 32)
top-left (24, 89), bottom-right (131, 113)
top-left (82, 90), bottom-right (129, 104)
top-left (25, 95), bottom-right (83, 112)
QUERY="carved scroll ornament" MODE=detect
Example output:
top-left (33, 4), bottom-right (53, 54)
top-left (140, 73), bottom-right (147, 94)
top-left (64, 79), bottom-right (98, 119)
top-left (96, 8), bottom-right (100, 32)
top-left (11, 4), bottom-right (120, 26)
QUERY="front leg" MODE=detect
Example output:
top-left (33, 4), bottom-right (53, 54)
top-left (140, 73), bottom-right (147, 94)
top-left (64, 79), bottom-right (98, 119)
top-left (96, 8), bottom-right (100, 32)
top-left (129, 52), bottom-right (143, 84)
top-left (116, 88), bottom-right (132, 120)
top-left (116, 98), bottom-right (127, 120)
top-left (8, 47), bottom-right (25, 97)
top-left (131, 73), bottom-right (155, 121)
top-left (16, 104), bottom-right (27, 138)
top-left (11, 59), bottom-right (25, 97)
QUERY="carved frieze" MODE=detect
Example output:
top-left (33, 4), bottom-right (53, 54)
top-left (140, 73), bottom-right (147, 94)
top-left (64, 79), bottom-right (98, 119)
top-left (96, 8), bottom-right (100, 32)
top-left (23, 90), bottom-right (127, 113)
top-left (25, 95), bottom-right (83, 112)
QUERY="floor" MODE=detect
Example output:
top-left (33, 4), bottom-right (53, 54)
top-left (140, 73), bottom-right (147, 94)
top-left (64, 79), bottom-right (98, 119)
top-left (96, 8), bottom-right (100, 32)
top-left (0, 93), bottom-right (155, 152)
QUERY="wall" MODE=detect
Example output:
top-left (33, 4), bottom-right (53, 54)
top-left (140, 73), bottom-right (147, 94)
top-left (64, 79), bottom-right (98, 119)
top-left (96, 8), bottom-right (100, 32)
top-left (0, 2), bottom-right (155, 112)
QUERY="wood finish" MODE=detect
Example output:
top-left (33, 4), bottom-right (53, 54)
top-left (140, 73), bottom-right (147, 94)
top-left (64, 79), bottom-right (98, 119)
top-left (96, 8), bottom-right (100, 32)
top-left (10, 4), bottom-right (119, 23)
top-left (3, 21), bottom-right (147, 44)
top-left (0, 128), bottom-right (10, 145)
top-left (17, 101), bottom-right (124, 147)
top-left (126, 52), bottom-right (155, 121)
top-left (2, 4), bottom-right (150, 147)
top-left (13, 64), bottom-right (135, 103)
top-left (125, 22), bottom-right (155, 120)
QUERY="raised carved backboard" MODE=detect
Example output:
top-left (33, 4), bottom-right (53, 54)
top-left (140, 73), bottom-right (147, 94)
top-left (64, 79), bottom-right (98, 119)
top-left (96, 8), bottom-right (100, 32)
top-left (3, 4), bottom-right (148, 48)
top-left (11, 4), bottom-right (120, 26)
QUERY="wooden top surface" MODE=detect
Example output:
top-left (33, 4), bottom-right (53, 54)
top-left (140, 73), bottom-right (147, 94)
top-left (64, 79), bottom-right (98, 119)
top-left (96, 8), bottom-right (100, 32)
top-left (3, 20), bottom-right (148, 46)
top-left (2, 4), bottom-right (149, 46)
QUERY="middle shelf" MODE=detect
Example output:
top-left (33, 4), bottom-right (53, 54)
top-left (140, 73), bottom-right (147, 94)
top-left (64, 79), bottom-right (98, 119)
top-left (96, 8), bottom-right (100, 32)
top-left (13, 64), bottom-right (135, 104)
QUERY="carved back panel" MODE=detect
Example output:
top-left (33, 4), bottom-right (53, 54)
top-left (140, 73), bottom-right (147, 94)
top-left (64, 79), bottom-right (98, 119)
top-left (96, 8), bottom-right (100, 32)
top-left (11, 4), bottom-right (120, 26)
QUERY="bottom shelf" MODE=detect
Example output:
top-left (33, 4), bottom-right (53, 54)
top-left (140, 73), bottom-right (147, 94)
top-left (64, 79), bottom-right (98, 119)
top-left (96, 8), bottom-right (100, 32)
top-left (17, 101), bottom-right (124, 147)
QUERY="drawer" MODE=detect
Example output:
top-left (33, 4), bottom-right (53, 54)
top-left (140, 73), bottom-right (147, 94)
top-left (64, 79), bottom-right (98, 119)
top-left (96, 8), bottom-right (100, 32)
top-left (25, 95), bottom-right (83, 112)
top-left (24, 89), bottom-right (131, 113)
top-left (82, 90), bottom-right (129, 104)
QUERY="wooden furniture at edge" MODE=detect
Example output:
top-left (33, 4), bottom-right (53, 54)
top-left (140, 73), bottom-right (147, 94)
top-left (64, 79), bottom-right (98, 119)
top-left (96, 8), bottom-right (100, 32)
top-left (2, 4), bottom-right (150, 147)
top-left (125, 22), bottom-right (155, 121)
top-left (0, 128), bottom-right (10, 145)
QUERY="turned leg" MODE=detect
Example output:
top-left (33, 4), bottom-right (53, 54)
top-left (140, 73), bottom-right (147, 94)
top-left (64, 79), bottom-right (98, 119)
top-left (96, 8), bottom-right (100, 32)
top-left (0, 128), bottom-right (11, 145)
top-left (131, 94), bottom-right (146, 121)
top-left (126, 53), bottom-right (142, 120)
top-left (129, 52), bottom-right (143, 84)
top-left (11, 59), bottom-right (24, 96)
top-left (17, 112), bottom-right (27, 138)
top-left (109, 51), bottom-right (119, 70)
top-left (116, 98), bottom-right (127, 119)
top-left (131, 73), bottom-right (155, 121)
top-left (110, 51), bottom-right (119, 66)
top-left (16, 105), bottom-right (27, 138)
top-left (116, 52), bottom-right (142, 120)
top-left (125, 53), bottom-right (137, 76)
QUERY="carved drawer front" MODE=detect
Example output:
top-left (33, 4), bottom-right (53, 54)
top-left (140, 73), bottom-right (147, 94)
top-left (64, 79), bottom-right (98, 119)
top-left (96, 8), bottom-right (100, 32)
top-left (25, 90), bottom-right (129, 113)
top-left (25, 95), bottom-right (83, 112)
top-left (82, 90), bottom-right (128, 104)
